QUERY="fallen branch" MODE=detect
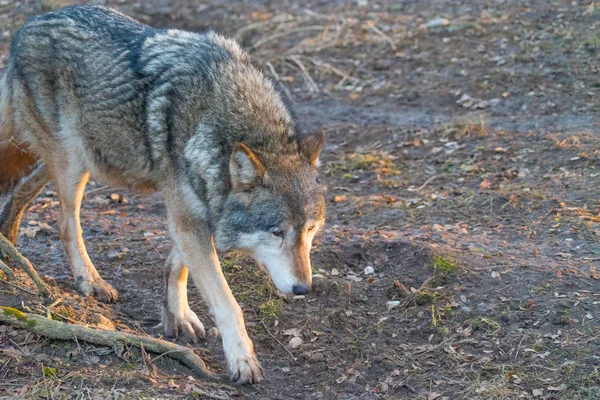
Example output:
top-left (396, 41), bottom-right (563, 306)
top-left (0, 233), bottom-right (52, 299)
top-left (0, 306), bottom-right (221, 381)
top-left (0, 258), bottom-right (14, 278)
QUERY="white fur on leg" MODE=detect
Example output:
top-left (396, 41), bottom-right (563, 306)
top-left (167, 216), bottom-right (263, 384)
top-left (55, 165), bottom-right (117, 302)
top-left (163, 252), bottom-right (206, 342)
top-left (213, 303), bottom-right (264, 384)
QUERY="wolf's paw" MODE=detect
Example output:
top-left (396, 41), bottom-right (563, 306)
top-left (78, 278), bottom-right (118, 303)
top-left (228, 352), bottom-right (264, 384)
top-left (163, 308), bottom-right (206, 343)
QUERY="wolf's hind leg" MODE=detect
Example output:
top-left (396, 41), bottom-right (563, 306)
top-left (0, 163), bottom-right (50, 244)
top-left (162, 249), bottom-right (206, 343)
top-left (51, 161), bottom-right (118, 302)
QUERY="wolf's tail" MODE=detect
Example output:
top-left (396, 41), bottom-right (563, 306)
top-left (0, 65), bottom-right (37, 194)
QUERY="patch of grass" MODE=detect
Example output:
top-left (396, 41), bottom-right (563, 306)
top-left (341, 151), bottom-right (403, 176)
top-left (222, 254), bottom-right (284, 322)
top-left (43, 366), bottom-right (57, 379)
top-left (432, 255), bottom-right (459, 273)
top-left (259, 298), bottom-right (283, 321)
top-left (443, 115), bottom-right (488, 139)
top-left (480, 317), bottom-right (501, 333)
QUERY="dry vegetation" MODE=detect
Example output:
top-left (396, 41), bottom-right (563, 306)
top-left (0, 0), bottom-right (599, 399)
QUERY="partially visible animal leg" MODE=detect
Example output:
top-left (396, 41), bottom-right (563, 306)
top-left (162, 248), bottom-right (206, 343)
top-left (51, 159), bottom-right (118, 302)
top-left (165, 190), bottom-right (263, 384)
top-left (0, 163), bottom-right (50, 245)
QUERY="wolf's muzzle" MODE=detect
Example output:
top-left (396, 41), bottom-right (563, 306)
top-left (292, 284), bottom-right (310, 295)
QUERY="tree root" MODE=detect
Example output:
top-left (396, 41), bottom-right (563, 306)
top-left (0, 233), bottom-right (52, 299)
top-left (0, 306), bottom-right (222, 380)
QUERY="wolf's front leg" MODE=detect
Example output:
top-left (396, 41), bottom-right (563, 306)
top-left (162, 249), bottom-right (206, 343)
top-left (166, 213), bottom-right (263, 384)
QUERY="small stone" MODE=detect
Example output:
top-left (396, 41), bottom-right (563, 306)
top-left (426, 18), bottom-right (450, 28)
top-left (289, 337), bottom-right (303, 349)
top-left (330, 268), bottom-right (340, 276)
top-left (387, 300), bottom-right (401, 310)
top-left (207, 327), bottom-right (219, 337)
top-left (363, 266), bottom-right (375, 275)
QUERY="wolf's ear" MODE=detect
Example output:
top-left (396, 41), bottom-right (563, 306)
top-left (230, 143), bottom-right (266, 190)
top-left (299, 131), bottom-right (324, 167)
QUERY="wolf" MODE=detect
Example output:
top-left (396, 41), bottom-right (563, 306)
top-left (0, 5), bottom-right (326, 383)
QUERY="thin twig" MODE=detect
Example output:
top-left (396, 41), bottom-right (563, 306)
top-left (192, 387), bottom-right (231, 400)
top-left (250, 26), bottom-right (327, 51)
top-left (265, 61), bottom-right (294, 101)
top-left (261, 321), bottom-right (297, 361)
top-left (0, 233), bottom-right (52, 299)
top-left (234, 14), bottom-right (293, 42)
top-left (0, 279), bottom-right (37, 295)
top-left (84, 186), bottom-right (110, 196)
top-left (288, 56), bottom-right (320, 93)
top-left (417, 175), bottom-right (438, 192)
top-left (365, 22), bottom-right (397, 50)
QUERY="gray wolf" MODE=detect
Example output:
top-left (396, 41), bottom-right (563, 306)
top-left (0, 5), bottom-right (325, 384)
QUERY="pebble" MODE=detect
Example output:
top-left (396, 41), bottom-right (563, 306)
top-left (207, 327), bottom-right (219, 337)
top-left (426, 18), bottom-right (450, 28)
top-left (387, 300), bottom-right (401, 310)
top-left (363, 266), bottom-right (375, 275)
top-left (289, 337), bottom-right (303, 349)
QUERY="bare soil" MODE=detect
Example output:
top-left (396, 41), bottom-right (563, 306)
top-left (0, 0), bottom-right (599, 399)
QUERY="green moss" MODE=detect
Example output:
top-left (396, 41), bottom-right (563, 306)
top-left (43, 366), bottom-right (57, 378)
top-left (2, 307), bottom-right (27, 321)
top-left (415, 291), bottom-right (433, 305)
top-left (432, 255), bottom-right (459, 273)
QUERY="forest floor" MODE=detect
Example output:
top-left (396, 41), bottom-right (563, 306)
top-left (0, 0), bottom-right (599, 399)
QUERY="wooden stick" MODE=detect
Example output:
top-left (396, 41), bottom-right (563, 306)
top-left (0, 233), bottom-right (52, 299)
top-left (0, 306), bottom-right (220, 380)
top-left (0, 259), bottom-right (14, 278)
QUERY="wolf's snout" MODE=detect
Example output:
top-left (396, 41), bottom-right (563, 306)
top-left (292, 284), bottom-right (310, 295)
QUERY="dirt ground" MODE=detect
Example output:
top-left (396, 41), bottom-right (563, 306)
top-left (0, 0), bottom-right (599, 399)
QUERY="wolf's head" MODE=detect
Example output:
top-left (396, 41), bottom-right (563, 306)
top-left (214, 133), bottom-right (326, 295)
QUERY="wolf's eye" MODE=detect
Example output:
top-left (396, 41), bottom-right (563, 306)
top-left (272, 228), bottom-right (284, 238)
top-left (307, 225), bottom-right (315, 232)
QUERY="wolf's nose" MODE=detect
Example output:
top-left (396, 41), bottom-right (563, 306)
top-left (292, 284), bottom-right (310, 295)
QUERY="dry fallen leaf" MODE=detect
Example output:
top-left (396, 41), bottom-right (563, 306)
top-left (167, 379), bottom-right (179, 389)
